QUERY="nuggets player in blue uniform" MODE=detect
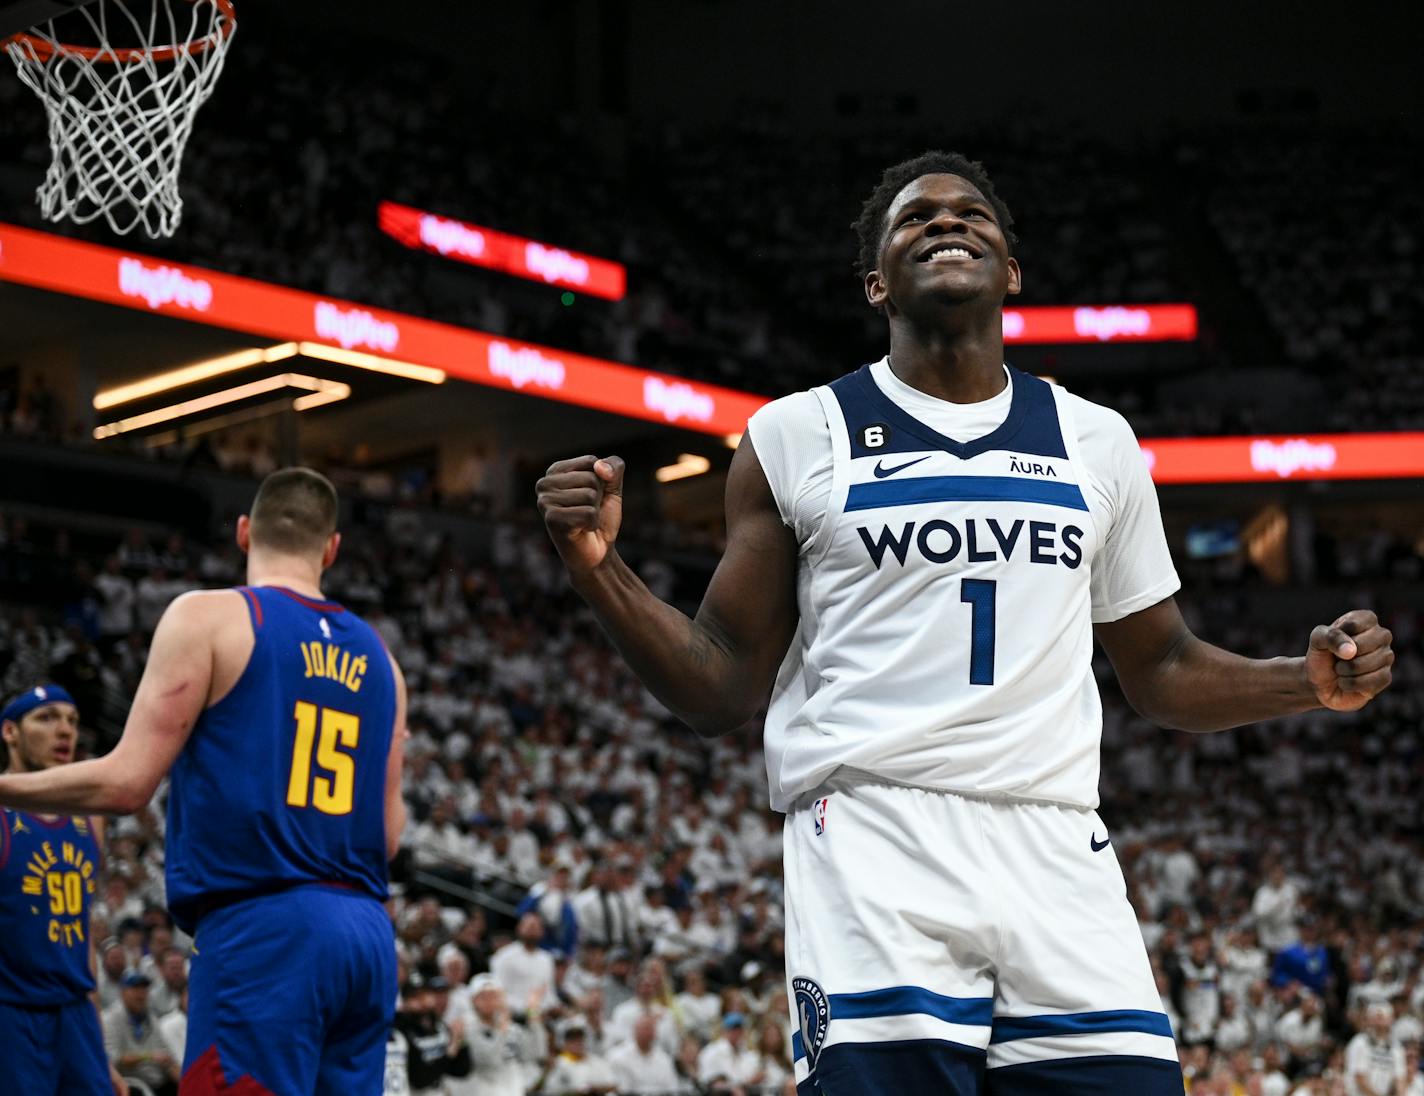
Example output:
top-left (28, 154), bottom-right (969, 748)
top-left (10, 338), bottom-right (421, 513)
top-left (0, 468), bottom-right (409, 1095)
top-left (537, 152), bottom-right (1396, 1095)
top-left (0, 684), bottom-right (127, 1096)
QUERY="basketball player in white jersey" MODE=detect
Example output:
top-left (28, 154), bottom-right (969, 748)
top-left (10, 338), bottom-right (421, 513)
top-left (536, 150), bottom-right (1394, 1094)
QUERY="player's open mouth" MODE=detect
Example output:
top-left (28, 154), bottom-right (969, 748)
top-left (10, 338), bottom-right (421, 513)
top-left (919, 245), bottom-right (981, 263)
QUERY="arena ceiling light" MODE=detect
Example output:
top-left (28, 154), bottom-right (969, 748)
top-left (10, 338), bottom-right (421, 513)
top-left (93, 374), bottom-right (350, 439)
top-left (655, 454), bottom-right (712, 483)
top-left (296, 342), bottom-right (446, 385)
top-left (93, 343), bottom-right (301, 410)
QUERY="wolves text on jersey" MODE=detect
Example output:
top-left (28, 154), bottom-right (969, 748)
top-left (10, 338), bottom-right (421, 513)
top-left (856, 516), bottom-right (1085, 570)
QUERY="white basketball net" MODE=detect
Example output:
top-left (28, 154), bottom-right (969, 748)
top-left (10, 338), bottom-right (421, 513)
top-left (3, 0), bottom-right (235, 238)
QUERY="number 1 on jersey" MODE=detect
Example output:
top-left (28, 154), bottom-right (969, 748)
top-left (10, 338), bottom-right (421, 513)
top-left (287, 701), bottom-right (360, 815)
top-left (960, 579), bottom-right (997, 686)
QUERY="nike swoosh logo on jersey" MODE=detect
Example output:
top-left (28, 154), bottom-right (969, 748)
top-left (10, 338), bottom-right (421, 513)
top-left (872, 455), bottom-right (932, 479)
top-left (1090, 833), bottom-right (1111, 852)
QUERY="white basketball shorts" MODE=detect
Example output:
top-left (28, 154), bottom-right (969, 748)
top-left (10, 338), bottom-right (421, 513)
top-left (783, 776), bottom-right (1183, 1095)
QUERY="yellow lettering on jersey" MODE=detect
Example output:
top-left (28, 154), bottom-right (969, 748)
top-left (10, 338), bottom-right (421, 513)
top-left (295, 641), bottom-right (365, 693)
top-left (21, 876), bottom-right (42, 896)
top-left (48, 918), bottom-right (84, 947)
top-left (62, 842), bottom-right (76, 864)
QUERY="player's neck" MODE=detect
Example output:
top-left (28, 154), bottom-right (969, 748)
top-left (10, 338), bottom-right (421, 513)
top-left (886, 315), bottom-right (1007, 404)
top-left (246, 552), bottom-right (326, 600)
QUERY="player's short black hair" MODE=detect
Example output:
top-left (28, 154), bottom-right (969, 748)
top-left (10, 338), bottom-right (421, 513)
top-left (854, 150), bottom-right (1017, 278)
top-left (248, 467), bottom-right (338, 556)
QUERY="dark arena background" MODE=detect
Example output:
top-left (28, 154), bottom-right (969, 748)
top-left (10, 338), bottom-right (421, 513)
top-left (0, 2), bottom-right (1420, 1094)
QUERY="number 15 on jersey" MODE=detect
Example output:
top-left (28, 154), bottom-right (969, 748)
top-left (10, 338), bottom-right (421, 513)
top-left (287, 701), bottom-right (360, 815)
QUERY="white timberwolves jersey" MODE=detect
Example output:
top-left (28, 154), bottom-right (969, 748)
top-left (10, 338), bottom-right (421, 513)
top-left (748, 359), bottom-right (1179, 812)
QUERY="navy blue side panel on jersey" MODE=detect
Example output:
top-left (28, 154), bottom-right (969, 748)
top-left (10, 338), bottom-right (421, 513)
top-left (800, 1039), bottom-right (987, 1096)
top-left (0, 809), bottom-right (100, 1005)
top-left (165, 586), bottom-right (396, 934)
top-left (830, 364), bottom-right (1068, 461)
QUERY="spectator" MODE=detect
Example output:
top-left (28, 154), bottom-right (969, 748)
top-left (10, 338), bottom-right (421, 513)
top-left (96, 937), bottom-right (130, 1010)
top-left (396, 974), bottom-right (471, 1096)
top-left (752, 1014), bottom-right (794, 1092)
top-left (1344, 1002), bottom-right (1406, 1096)
top-left (459, 974), bottom-right (546, 1096)
top-left (1254, 864), bottom-right (1302, 953)
top-left (1272, 922), bottom-right (1332, 996)
top-left (1276, 992), bottom-right (1328, 1071)
top-left (489, 912), bottom-right (558, 1016)
top-left (574, 861), bottom-right (636, 952)
top-left (148, 947), bottom-right (188, 1018)
top-left (675, 966), bottom-right (723, 1043)
top-left (697, 1012), bottom-right (761, 1090)
top-left (540, 1024), bottom-right (616, 1095)
top-left (103, 970), bottom-right (181, 1096)
top-left (608, 965), bottom-right (680, 1057)
top-left (516, 864), bottom-right (579, 959)
top-left (607, 1012), bottom-right (683, 1095)
top-left (157, 985), bottom-right (189, 1080)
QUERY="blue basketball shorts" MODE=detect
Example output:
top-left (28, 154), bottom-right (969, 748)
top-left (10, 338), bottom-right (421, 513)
top-left (180, 883), bottom-right (396, 1096)
top-left (784, 779), bottom-right (1185, 1095)
top-left (0, 996), bottom-right (112, 1096)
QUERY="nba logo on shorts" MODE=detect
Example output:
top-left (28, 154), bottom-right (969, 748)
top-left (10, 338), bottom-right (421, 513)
top-left (793, 976), bottom-right (830, 1069)
top-left (813, 797), bottom-right (829, 836)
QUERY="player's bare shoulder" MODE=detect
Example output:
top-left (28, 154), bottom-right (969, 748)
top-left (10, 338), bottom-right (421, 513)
top-left (158, 588), bottom-right (255, 703)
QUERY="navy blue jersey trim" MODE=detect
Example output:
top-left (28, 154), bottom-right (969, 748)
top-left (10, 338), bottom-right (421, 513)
top-left (990, 1009), bottom-right (1174, 1043)
top-left (984, 1053), bottom-right (1184, 1094)
top-left (798, 1037), bottom-right (987, 1095)
top-left (830, 364), bottom-right (1068, 461)
top-left (845, 475), bottom-right (1089, 513)
top-left (792, 986), bottom-right (994, 1062)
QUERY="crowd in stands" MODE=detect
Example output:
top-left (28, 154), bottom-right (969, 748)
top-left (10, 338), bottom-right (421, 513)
top-left (1, 462), bottom-right (1422, 1094)
top-left (1, 19), bottom-right (1419, 436)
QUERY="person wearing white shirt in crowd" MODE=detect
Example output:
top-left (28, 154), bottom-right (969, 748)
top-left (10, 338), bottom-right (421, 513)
top-left (607, 1013), bottom-right (681, 1095)
top-left (157, 984), bottom-right (188, 1068)
top-left (454, 976), bottom-right (545, 1096)
top-left (1345, 1002), bottom-right (1407, 1096)
top-left (505, 808), bottom-right (543, 883)
top-left (95, 555), bottom-right (136, 640)
top-left (1403, 1045), bottom-right (1423, 1096)
top-left (542, 1025), bottom-right (616, 1095)
top-left (1277, 991), bottom-right (1328, 1066)
top-left (697, 1012), bottom-right (762, 1090)
top-left (563, 943), bottom-right (608, 1007)
top-left (674, 967), bottom-right (723, 1043)
top-left (439, 948), bottom-right (477, 1036)
top-left (1253, 864), bottom-right (1301, 953)
top-left (410, 798), bottom-right (477, 874)
top-left (1392, 995), bottom-right (1423, 1048)
top-left (1213, 993), bottom-right (1254, 1054)
top-left (489, 913), bottom-right (558, 1015)
top-left (608, 967), bottom-right (680, 1057)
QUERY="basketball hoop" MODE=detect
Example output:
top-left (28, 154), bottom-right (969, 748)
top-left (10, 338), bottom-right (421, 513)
top-left (3, 0), bottom-right (236, 238)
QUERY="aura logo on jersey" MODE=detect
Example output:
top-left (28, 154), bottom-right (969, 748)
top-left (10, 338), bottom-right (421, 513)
top-left (856, 518), bottom-right (1085, 570)
top-left (793, 977), bottom-right (830, 1069)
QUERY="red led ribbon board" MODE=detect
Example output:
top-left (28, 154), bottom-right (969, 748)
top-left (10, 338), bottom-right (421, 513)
top-left (378, 202), bottom-right (627, 301)
top-left (1141, 434), bottom-right (1424, 484)
top-left (1002, 304), bottom-right (1197, 344)
top-left (0, 222), bottom-right (756, 436)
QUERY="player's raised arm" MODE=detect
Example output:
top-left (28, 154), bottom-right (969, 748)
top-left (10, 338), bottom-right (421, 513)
top-left (0, 591), bottom-right (227, 815)
top-left (537, 437), bottom-right (799, 737)
top-left (1095, 598), bottom-right (1394, 733)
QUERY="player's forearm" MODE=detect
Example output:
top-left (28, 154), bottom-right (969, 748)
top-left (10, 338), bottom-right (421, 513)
top-left (1136, 633), bottom-right (1319, 733)
top-left (571, 551), bottom-right (756, 737)
top-left (0, 756), bottom-right (143, 815)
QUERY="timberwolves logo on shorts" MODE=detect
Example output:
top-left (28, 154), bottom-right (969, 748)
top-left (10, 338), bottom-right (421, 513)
top-left (813, 796), bottom-right (829, 836)
top-left (793, 976), bottom-right (829, 1069)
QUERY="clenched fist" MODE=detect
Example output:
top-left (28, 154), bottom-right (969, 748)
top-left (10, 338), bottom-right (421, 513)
top-left (536, 455), bottom-right (626, 575)
top-left (1304, 609), bottom-right (1394, 712)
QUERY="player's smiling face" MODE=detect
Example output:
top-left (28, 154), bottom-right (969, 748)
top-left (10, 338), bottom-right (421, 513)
top-left (865, 173), bottom-right (1020, 315)
top-left (3, 702), bottom-right (80, 771)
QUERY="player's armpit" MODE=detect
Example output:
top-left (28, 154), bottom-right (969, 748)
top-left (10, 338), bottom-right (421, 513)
top-left (383, 650), bottom-right (409, 860)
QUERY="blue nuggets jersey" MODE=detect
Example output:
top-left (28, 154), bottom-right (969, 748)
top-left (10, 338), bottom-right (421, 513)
top-left (165, 585), bottom-right (397, 933)
top-left (0, 810), bottom-right (100, 1005)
